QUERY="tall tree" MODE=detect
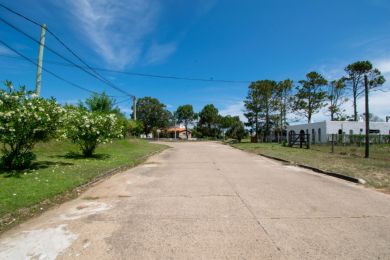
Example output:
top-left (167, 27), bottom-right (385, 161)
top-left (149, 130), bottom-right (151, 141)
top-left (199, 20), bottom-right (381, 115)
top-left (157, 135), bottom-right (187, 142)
top-left (136, 97), bottom-right (170, 135)
top-left (175, 104), bottom-right (197, 139)
top-left (344, 61), bottom-right (379, 121)
top-left (84, 92), bottom-right (121, 115)
top-left (244, 80), bottom-right (276, 141)
top-left (223, 116), bottom-right (246, 142)
top-left (293, 71), bottom-right (327, 124)
top-left (274, 79), bottom-right (293, 141)
top-left (363, 64), bottom-right (386, 158)
top-left (326, 79), bottom-right (348, 121)
top-left (197, 104), bottom-right (220, 137)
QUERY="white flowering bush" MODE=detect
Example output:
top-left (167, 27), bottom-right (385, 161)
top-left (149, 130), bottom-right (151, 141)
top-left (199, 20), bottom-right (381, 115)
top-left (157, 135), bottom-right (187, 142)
top-left (0, 81), bottom-right (65, 170)
top-left (63, 108), bottom-right (122, 157)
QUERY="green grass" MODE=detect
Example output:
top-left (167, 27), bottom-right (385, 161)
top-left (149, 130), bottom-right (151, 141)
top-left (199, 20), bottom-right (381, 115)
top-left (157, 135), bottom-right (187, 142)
top-left (232, 141), bottom-right (390, 192)
top-left (0, 139), bottom-right (166, 225)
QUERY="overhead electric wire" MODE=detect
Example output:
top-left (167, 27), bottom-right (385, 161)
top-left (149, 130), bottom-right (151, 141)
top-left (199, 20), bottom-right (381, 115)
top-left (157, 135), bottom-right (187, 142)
top-left (0, 3), bottom-right (134, 97)
top-left (0, 3), bottom-right (250, 85)
top-left (0, 53), bottom-right (251, 84)
top-left (113, 98), bottom-right (132, 106)
top-left (0, 2), bottom-right (41, 27)
top-left (0, 17), bottom-right (135, 99)
top-left (0, 40), bottom-right (121, 97)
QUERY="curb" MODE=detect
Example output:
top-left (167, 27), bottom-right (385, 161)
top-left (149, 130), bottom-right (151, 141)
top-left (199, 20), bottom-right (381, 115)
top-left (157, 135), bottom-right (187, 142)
top-left (0, 146), bottom-right (168, 234)
top-left (257, 153), bottom-right (366, 184)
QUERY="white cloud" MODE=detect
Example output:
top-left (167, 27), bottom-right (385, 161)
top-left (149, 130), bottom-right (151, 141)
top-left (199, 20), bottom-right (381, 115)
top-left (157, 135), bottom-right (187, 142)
top-left (144, 42), bottom-right (177, 65)
top-left (0, 46), bottom-right (15, 56)
top-left (66, 0), bottom-right (160, 69)
top-left (220, 101), bottom-right (246, 121)
top-left (308, 90), bottom-right (390, 123)
top-left (355, 91), bottom-right (390, 119)
top-left (375, 58), bottom-right (390, 75)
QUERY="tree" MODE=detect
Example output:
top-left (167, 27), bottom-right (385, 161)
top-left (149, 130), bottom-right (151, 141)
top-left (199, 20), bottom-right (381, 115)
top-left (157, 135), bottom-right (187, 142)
top-left (326, 79), bottom-right (348, 121)
top-left (244, 80), bottom-right (276, 142)
top-left (362, 63), bottom-right (385, 158)
top-left (83, 92), bottom-right (121, 115)
top-left (136, 97), bottom-right (170, 135)
top-left (228, 122), bottom-right (246, 142)
top-left (292, 71), bottom-right (327, 123)
top-left (128, 120), bottom-right (144, 136)
top-left (175, 104), bottom-right (197, 139)
top-left (197, 104), bottom-right (220, 138)
top-left (223, 116), bottom-right (246, 142)
top-left (274, 79), bottom-right (293, 141)
top-left (344, 61), bottom-right (379, 121)
top-left (218, 115), bottom-right (236, 138)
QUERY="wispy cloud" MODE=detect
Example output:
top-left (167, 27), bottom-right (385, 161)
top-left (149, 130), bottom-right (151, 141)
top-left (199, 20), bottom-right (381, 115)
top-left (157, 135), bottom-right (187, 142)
top-left (220, 101), bottom-right (246, 121)
top-left (66, 0), bottom-right (160, 69)
top-left (375, 58), bottom-right (390, 75)
top-left (0, 46), bottom-right (16, 56)
top-left (144, 42), bottom-right (177, 65)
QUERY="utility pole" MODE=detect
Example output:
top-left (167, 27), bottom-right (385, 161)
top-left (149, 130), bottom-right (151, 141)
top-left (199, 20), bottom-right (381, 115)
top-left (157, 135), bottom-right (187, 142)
top-left (364, 75), bottom-right (370, 158)
top-left (132, 96), bottom-right (137, 120)
top-left (35, 24), bottom-right (47, 96)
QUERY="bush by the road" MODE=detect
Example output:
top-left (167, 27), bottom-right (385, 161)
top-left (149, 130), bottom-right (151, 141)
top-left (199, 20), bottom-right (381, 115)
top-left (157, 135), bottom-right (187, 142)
top-left (0, 82), bottom-right (64, 170)
top-left (63, 108), bottom-right (123, 157)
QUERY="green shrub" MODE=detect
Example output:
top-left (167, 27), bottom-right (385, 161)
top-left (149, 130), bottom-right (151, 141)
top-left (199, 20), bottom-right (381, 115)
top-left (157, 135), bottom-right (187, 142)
top-left (0, 81), bottom-right (64, 170)
top-left (63, 108), bottom-right (122, 157)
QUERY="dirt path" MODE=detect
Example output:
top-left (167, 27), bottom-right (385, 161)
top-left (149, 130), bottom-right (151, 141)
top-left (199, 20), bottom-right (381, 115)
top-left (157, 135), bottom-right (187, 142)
top-left (0, 142), bottom-right (389, 259)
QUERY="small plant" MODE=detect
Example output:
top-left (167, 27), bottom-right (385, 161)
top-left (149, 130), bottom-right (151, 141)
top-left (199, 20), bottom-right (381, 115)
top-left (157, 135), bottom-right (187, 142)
top-left (0, 81), bottom-right (64, 170)
top-left (63, 108), bottom-right (122, 157)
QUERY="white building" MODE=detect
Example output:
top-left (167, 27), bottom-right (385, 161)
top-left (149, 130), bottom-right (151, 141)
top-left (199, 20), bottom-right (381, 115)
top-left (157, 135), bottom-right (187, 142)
top-left (286, 121), bottom-right (390, 144)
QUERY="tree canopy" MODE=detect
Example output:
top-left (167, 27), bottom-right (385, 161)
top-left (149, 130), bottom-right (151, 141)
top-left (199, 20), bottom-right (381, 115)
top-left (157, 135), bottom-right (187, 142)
top-left (197, 104), bottom-right (220, 138)
top-left (244, 80), bottom-right (276, 141)
top-left (175, 104), bottom-right (197, 139)
top-left (136, 97), bottom-right (171, 135)
top-left (292, 71), bottom-right (327, 124)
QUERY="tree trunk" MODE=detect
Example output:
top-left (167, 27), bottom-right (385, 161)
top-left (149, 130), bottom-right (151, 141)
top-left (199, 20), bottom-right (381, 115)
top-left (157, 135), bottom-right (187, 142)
top-left (353, 86), bottom-right (358, 121)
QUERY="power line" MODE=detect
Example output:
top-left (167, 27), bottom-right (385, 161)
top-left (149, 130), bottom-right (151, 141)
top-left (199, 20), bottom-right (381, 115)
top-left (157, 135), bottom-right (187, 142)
top-left (0, 3), bottom-right (250, 85)
top-left (0, 40), bottom-right (121, 98)
top-left (113, 98), bottom-right (132, 106)
top-left (0, 16), bottom-right (135, 98)
top-left (0, 2), bottom-right (41, 27)
top-left (0, 53), bottom-right (251, 84)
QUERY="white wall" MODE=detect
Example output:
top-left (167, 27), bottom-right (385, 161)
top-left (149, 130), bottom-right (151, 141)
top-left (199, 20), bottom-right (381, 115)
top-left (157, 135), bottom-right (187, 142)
top-left (287, 121), bottom-right (390, 144)
top-left (326, 121), bottom-right (390, 135)
top-left (286, 121), bottom-right (327, 144)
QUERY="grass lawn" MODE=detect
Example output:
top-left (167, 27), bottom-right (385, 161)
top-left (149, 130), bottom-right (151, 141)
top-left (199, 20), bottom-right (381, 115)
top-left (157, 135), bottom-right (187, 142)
top-left (232, 141), bottom-right (390, 193)
top-left (0, 138), bottom-right (166, 230)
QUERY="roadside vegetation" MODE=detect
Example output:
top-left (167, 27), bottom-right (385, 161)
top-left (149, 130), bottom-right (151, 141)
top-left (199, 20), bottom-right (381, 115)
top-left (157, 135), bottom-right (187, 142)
top-left (0, 138), bottom-right (165, 231)
top-left (0, 82), bottom-right (166, 232)
top-left (232, 141), bottom-right (390, 193)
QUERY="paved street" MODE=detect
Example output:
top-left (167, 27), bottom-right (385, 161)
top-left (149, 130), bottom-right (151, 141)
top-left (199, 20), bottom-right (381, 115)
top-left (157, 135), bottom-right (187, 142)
top-left (1, 142), bottom-right (389, 259)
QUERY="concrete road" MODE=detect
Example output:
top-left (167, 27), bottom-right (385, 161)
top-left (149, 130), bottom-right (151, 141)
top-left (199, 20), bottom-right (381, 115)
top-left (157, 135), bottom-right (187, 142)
top-left (1, 142), bottom-right (390, 259)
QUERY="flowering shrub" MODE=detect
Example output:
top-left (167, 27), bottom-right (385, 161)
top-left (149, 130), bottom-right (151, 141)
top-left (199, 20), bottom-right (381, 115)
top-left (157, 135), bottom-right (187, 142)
top-left (0, 82), bottom-right (64, 170)
top-left (63, 108), bottom-right (122, 157)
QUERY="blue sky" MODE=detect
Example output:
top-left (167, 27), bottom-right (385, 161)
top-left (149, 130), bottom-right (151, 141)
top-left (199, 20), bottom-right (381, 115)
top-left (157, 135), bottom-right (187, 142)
top-left (1, 0), bottom-right (390, 121)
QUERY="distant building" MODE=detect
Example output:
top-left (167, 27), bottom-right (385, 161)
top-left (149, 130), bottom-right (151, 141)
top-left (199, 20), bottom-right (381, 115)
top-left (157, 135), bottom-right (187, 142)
top-left (165, 127), bottom-right (192, 139)
top-left (286, 121), bottom-right (390, 144)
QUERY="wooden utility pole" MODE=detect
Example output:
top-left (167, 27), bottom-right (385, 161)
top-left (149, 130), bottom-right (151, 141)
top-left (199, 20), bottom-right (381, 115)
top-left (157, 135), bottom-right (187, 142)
top-left (132, 96), bottom-right (137, 120)
top-left (35, 24), bottom-right (47, 96)
top-left (364, 75), bottom-right (370, 158)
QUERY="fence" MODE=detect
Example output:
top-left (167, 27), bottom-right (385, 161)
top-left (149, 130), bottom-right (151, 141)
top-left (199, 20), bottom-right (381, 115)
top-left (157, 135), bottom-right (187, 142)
top-left (326, 134), bottom-right (390, 145)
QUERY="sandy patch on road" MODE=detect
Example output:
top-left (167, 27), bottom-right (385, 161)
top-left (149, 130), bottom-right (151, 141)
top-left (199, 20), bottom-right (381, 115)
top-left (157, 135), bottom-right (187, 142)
top-left (0, 224), bottom-right (77, 260)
